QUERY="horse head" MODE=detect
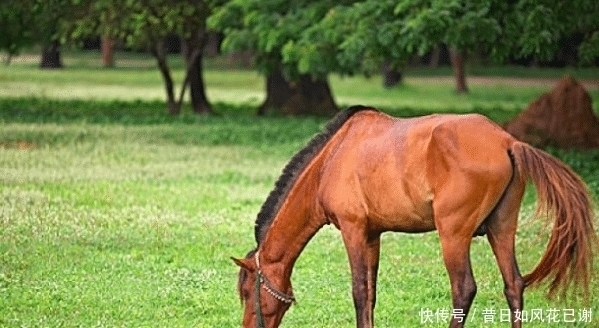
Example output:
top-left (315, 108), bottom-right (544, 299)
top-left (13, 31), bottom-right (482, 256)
top-left (233, 249), bottom-right (295, 328)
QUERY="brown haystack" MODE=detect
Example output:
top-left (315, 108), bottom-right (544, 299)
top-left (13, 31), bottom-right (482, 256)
top-left (504, 75), bottom-right (599, 149)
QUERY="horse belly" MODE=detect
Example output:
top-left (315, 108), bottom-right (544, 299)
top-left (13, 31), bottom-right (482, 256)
top-left (319, 178), bottom-right (435, 233)
top-left (363, 179), bottom-right (436, 233)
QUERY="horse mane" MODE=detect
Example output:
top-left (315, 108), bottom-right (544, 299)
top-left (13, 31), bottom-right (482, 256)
top-left (253, 105), bottom-right (378, 245)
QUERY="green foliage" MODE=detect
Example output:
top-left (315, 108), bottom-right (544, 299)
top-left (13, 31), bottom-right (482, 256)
top-left (547, 148), bottom-right (599, 196)
top-left (209, 0), bottom-right (360, 79)
top-left (301, 0), bottom-right (582, 74)
top-left (0, 0), bottom-right (74, 61)
top-left (579, 31), bottom-right (599, 65)
top-left (560, 0), bottom-right (599, 65)
top-left (210, 0), bottom-right (599, 80)
top-left (0, 1), bottom-right (35, 63)
top-left (63, 0), bottom-right (228, 112)
top-left (66, 0), bottom-right (212, 50)
top-left (34, 0), bottom-right (72, 44)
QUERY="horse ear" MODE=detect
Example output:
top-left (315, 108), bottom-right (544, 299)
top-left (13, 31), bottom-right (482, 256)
top-left (231, 257), bottom-right (253, 271)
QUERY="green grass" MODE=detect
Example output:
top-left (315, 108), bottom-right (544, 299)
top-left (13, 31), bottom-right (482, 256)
top-left (1, 52), bottom-right (599, 327)
top-left (1, 116), bottom-right (597, 328)
top-left (2, 50), bottom-right (598, 123)
top-left (402, 65), bottom-right (599, 79)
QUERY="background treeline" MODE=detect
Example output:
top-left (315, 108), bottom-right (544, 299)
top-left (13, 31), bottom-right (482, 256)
top-left (1, 0), bottom-right (598, 115)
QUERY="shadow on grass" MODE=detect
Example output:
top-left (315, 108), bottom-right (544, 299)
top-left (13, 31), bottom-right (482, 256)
top-left (0, 97), bottom-right (519, 124)
top-left (0, 97), bottom-right (243, 124)
top-left (2, 96), bottom-right (598, 190)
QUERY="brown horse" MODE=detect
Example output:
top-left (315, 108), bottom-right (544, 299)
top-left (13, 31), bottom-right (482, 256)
top-left (233, 106), bottom-right (596, 328)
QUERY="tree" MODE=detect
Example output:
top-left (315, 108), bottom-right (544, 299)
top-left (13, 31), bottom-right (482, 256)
top-left (67, 0), bottom-right (218, 114)
top-left (245, 0), bottom-right (599, 95)
top-left (35, 0), bottom-right (72, 68)
top-left (0, 0), bottom-right (69, 68)
top-left (209, 0), bottom-right (363, 115)
top-left (288, 0), bottom-right (501, 94)
top-left (0, 1), bottom-right (35, 65)
top-left (180, 5), bottom-right (215, 115)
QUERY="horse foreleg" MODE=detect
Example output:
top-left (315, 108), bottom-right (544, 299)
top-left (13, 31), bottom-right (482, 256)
top-left (439, 236), bottom-right (477, 328)
top-left (342, 230), bottom-right (381, 328)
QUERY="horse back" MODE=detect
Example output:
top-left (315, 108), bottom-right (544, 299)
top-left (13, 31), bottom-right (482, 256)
top-left (317, 111), bottom-right (516, 233)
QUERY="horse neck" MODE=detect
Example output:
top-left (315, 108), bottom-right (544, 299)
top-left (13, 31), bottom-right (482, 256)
top-left (257, 136), bottom-right (339, 281)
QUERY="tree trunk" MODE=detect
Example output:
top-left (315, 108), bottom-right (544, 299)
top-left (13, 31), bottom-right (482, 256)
top-left (449, 47), bottom-right (468, 93)
top-left (4, 54), bottom-right (13, 66)
top-left (259, 68), bottom-right (338, 116)
top-left (258, 69), bottom-right (292, 116)
top-left (101, 35), bottom-right (114, 68)
top-left (429, 45), bottom-right (441, 68)
top-left (40, 40), bottom-right (63, 69)
top-left (204, 31), bottom-right (223, 57)
top-left (381, 60), bottom-right (403, 88)
top-left (151, 42), bottom-right (181, 115)
top-left (182, 29), bottom-right (213, 115)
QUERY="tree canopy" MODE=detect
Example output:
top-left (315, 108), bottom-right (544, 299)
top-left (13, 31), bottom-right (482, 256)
top-left (0, 0), bottom-right (73, 67)
top-left (209, 0), bottom-right (359, 114)
top-left (292, 0), bottom-right (598, 76)
top-left (209, 0), bottom-right (362, 80)
top-left (211, 0), bottom-right (599, 94)
top-left (0, 1), bottom-right (35, 64)
top-left (65, 0), bottom-right (222, 114)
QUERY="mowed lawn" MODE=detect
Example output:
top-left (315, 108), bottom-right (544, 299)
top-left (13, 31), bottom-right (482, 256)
top-left (1, 53), bottom-right (599, 327)
top-left (2, 51), bottom-right (599, 117)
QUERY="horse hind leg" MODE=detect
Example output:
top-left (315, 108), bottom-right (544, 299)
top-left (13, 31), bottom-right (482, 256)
top-left (437, 231), bottom-right (477, 328)
top-left (485, 175), bottom-right (526, 328)
top-left (434, 185), bottom-right (506, 327)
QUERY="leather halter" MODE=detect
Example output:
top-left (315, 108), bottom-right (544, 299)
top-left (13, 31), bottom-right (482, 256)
top-left (253, 251), bottom-right (295, 328)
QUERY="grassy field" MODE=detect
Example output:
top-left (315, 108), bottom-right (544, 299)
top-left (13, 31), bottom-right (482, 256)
top-left (2, 50), bottom-right (599, 120)
top-left (1, 52), bottom-right (599, 327)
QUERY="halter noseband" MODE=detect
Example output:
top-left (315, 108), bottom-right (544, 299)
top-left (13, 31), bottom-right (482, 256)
top-left (253, 251), bottom-right (295, 328)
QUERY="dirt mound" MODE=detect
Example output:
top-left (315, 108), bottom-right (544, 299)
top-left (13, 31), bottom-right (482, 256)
top-left (0, 141), bottom-right (35, 150)
top-left (504, 75), bottom-right (599, 149)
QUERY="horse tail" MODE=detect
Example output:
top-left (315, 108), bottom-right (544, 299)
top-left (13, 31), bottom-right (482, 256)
top-left (510, 141), bottom-right (596, 299)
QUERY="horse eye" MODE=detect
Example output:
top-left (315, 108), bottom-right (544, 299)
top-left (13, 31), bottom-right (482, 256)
top-left (242, 285), bottom-right (252, 300)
